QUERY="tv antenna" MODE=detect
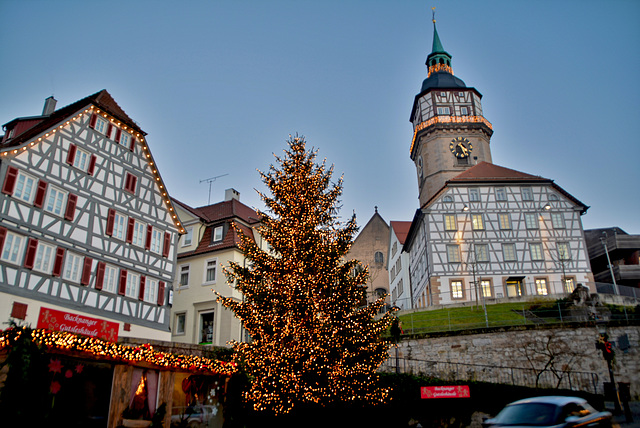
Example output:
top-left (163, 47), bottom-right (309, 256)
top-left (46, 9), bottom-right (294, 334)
top-left (200, 174), bottom-right (228, 205)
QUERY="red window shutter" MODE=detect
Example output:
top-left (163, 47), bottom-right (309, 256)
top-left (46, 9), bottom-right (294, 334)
top-left (118, 269), bottom-right (127, 295)
top-left (129, 136), bottom-right (136, 151)
top-left (2, 166), bottom-right (18, 195)
top-left (34, 179), bottom-right (48, 208)
top-left (139, 275), bottom-right (146, 301)
top-left (11, 302), bottom-right (28, 320)
top-left (162, 232), bottom-right (171, 257)
top-left (145, 225), bottom-right (153, 250)
top-left (95, 261), bottom-right (105, 291)
top-left (23, 238), bottom-right (38, 269)
top-left (80, 257), bottom-right (93, 286)
top-left (87, 155), bottom-right (97, 176)
top-left (64, 193), bottom-right (78, 221)
top-left (106, 123), bottom-right (113, 139)
top-left (126, 217), bottom-right (135, 243)
top-left (0, 227), bottom-right (7, 252)
top-left (52, 247), bottom-right (65, 277)
top-left (114, 128), bottom-right (122, 143)
top-left (89, 113), bottom-right (98, 129)
top-left (157, 281), bottom-right (165, 306)
top-left (66, 144), bottom-right (77, 165)
top-left (106, 208), bottom-right (115, 236)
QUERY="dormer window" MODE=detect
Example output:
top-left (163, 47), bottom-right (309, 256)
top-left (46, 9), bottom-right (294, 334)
top-left (94, 117), bottom-right (107, 134)
top-left (213, 226), bottom-right (224, 242)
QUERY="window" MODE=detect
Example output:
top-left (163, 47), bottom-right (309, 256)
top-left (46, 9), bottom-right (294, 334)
top-left (205, 259), bottom-right (217, 283)
top-left (131, 220), bottom-right (146, 247)
top-left (94, 117), bottom-right (107, 134)
top-left (200, 311), bottom-right (214, 344)
top-left (521, 187), bottom-right (533, 201)
top-left (14, 171), bottom-right (37, 203)
top-left (563, 277), bottom-right (576, 293)
top-left (179, 265), bottom-right (190, 288)
top-left (73, 147), bottom-right (91, 172)
top-left (103, 264), bottom-right (118, 294)
top-left (33, 242), bottom-right (55, 274)
top-left (498, 213), bottom-right (512, 230)
top-left (469, 188), bottom-right (480, 202)
top-left (495, 187), bottom-right (507, 201)
top-left (391, 242), bottom-right (397, 257)
top-left (436, 106), bottom-right (450, 115)
top-left (551, 213), bottom-right (565, 229)
top-left (535, 278), bottom-right (548, 295)
top-left (444, 214), bottom-right (457, 231)
top-left (549, 194), bottom-right (559, 201)
top-left (398, 278), bottom-right (404, 296)
top-left (417, 156), bottom-right (424, 180)
top-left (480, 279), bottom-right (492, 298)
top-left (110, 211), bottom-right (127, 240)
top-left (183, 227), bottom-right (193, 246)
top-left (150, 229), bottom-right (163, 254)
top-left (530, 243), bottom-right (544, 261)
top-left (1, 231), bottom-right (25, 264)
top-left (451, 280), bottom-right (463, 299)
top-left (524, 213), bottom-right (538, 229)
top-left (63, 252), bottom-right (83, 283)
top-left (374, 251), bottom-right (384, 264)
top-left (174, 313), bottom-right (186, 335)
top-left (125, 272), bottom-right (139, 299)
top-left (44, 185), bottom-right (67, 216)
top-left (447, 245), bottom-right (461, 263)
top-left (443, 195), bottom-right (453, 203)
top-left (120, 132), bottom-right (131, 148)
top-left (471, 214), bottom-right (484, 230)
top-left (502, 243), bottom-right (516, 261)
top-left (475, 244), bottom-right (489, 262)
top-left (460, 106), bottom-right (469, 116)
top-left (124, 172), bottom-right (138, 194)
top-left (557, 242), bottom-right (571, 261)
top-left (213, 226), bottom-right (224, 242)
top-left (395, 258), bottom-right (401, 272)
top-left (144, 278), bottom-right (158, 303)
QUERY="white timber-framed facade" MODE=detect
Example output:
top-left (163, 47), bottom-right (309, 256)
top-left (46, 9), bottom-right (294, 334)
top-left (0, 91), bottom-right (183, 340)
top-left (388, 221), bottom-right (412, 310)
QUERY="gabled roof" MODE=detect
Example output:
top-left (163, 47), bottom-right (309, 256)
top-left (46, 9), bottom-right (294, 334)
top-left (390, 221), bottom-right (412, 245)
top-left (353, 208), bottom-right (388, 243)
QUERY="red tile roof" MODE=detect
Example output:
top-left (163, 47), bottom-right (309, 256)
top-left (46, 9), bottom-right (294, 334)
top-left (390, 221), bottom-right (412, 245)
top-left (449, 161), bottom-right (547, 182)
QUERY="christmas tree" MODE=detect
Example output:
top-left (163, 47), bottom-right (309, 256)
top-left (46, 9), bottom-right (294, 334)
top-left (217, 136), bottom-right (394, 415)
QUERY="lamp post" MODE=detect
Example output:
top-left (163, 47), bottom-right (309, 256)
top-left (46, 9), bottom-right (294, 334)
top-left (596, 321), bottom-right (622, 415)
top-left (600, 232), bottom-right (619, 295)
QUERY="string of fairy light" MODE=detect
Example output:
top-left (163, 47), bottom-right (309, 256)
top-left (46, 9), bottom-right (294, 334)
top-left (410, 114), bottom-right (493, 154)
top-left (0, 327), bottom-right (236, 375)
top-left (0, 105), bottom-right (184, 234)
top-left (216, 136), bottom-right (395, 415)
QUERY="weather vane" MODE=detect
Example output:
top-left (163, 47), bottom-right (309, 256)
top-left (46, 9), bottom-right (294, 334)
top-left (432, 6), bottom-right (436, 24)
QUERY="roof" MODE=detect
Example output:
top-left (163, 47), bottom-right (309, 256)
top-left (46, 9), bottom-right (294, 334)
top-left (390, 221), bottom-right (412, 245)
top-left (172, 197), bottom-right (259, 224)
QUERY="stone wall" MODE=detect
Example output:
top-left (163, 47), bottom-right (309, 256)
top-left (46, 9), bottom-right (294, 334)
top-left (392, 325), bottom-right (640, 398)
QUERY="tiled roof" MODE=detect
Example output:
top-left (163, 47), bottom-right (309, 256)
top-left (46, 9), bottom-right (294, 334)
top-left (178, 221), bottom-right (256, 259)
top-left (192, 199), bottom-right (259, 224)
top-left (390, 221), bottom-right (412, 245)
top-left (449, 161), bottom-right (547, 182)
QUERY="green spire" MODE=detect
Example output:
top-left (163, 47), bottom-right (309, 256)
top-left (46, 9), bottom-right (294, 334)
top-left (431, 21), bottom-right (445, 54)
top-left (426, 11), bottom-right (453, 76)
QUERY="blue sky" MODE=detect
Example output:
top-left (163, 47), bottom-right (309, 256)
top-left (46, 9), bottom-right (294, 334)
top-left (1, 0), bottom-right (638, 233)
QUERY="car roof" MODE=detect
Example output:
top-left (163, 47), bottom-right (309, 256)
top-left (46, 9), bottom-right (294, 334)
top-left (508, 396), bottom-right (586, 406)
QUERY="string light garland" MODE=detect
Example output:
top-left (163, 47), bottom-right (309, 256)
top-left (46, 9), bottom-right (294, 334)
top-left (216, 136), bottom-right (395, 415)
top-left (410, 115), bottom-right (493, 154)
top-left (0, 327), bottom-right (236, 375)
top-left (0, 105), bottom-right (184, 233)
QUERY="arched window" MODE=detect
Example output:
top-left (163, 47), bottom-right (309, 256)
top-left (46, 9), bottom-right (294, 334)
top-left (375, 288), bottom-right (387, 298)
top-left (374, 251), bottom-right (384, 265)
top-left (549, 194), bottom-right (559, 201)
top-left (443, 195), bottom-right (454, 203)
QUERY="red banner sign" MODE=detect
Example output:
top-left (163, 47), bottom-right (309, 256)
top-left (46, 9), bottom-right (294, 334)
top-left (421, 385), bottom-right (470, 399)
top-left (37, 307), bottom-right (119, 342)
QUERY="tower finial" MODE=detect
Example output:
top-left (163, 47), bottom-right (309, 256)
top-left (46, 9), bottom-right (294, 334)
top-left (432, 6), bottom-right (436, 24)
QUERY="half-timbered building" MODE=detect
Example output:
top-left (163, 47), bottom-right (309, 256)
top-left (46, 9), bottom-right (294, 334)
top-left (0, 91), bottom-right (183, 340)
top-left (388, 221), bottom-right (411, 309)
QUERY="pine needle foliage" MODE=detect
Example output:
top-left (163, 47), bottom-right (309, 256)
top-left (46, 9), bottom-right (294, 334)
top-left (217, 136), bottom-right (394, 415)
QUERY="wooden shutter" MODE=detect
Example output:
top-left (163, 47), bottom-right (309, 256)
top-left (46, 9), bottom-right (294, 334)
top-left (118, 269), bottom-right (127, 295)
top-left (87, 155), bottom-right (97, 176)
top-left (138, 276), bottom-right (146, 301)
top-left (64, 194), bottom-right (77, 221)
top-left (129, 136), bottom-right (136, 151)
top-left (34, 179), bottom-right (48, 208)
top-left (80, 257), bottom-right (93, 286)
top-left (162, 232), bottom-right (171, 257)
top-left (95, 261), bottom-right (105, 291)
top-left (106, 208), bottom-right (115, 236)
top-left (145, 225), bottom-right (153, 250)
top-left (11, 302), bottom-right (28, 320)
top-left (106, 123), bottom-right (113, 139)
top-left (52, 247), bottom-right (65, 277)
top-left (23, 238), bottom-right (38, 269)
top-left (126, 217), bottom-right (135, 243)
top-left (114, 128), bottom-right (122, 143)
top-left (2, 166), bottom-right (18, 195)
top-left (89, 113), bottom-right (98, 129)
top-left (0, 227), bottom-right (7, 253)
top-left (66, 144), bottom-right (77, 165)
top-left (157, 281), bottom-right (165, 306)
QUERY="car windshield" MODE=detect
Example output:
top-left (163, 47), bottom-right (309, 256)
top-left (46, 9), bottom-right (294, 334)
top-left (493, 403), bottom-right (558, 426)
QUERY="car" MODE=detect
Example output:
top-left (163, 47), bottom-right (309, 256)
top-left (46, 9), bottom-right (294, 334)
top-left (482, 396), bottom-right (613, 428)
top-left (170, 404), bottom-right (219, 428)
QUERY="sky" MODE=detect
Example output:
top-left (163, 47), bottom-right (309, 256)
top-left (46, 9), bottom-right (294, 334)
top-left (1, 0), bottom-right (638, 233)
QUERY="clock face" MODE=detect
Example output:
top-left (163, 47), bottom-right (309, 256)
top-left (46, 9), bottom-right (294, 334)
top-left (450, 137), bottom-right (473, 159)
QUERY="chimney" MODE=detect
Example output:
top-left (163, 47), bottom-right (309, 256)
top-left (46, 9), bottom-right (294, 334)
top-left (224, 188), bottom-right (240, 201)
top-left (42, 96), bottom-right (57, 116)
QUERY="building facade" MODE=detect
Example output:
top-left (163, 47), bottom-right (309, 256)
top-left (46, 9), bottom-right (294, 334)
top-left (171, 189), bottom-right (261, 347)
top-left (388, 221), bottom-right (411, 309)
top-left (0, 91), bottom-right (182, 340)
top-left (585, 227), bottom-right (640, 290)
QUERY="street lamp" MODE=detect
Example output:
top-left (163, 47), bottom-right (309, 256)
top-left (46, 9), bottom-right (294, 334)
top-left (596, 320), bottom-right (622, 415)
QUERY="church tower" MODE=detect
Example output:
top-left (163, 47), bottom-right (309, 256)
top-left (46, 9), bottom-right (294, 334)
top-left (410, 15), bottom-right (493, 207)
